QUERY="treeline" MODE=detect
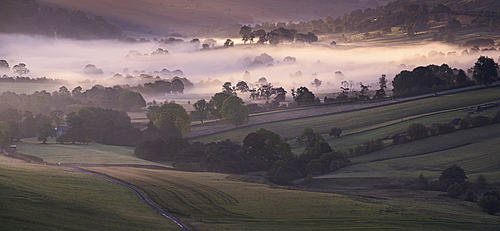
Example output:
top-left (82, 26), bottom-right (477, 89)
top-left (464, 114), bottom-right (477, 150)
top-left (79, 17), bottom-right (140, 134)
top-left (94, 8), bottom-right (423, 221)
top-left (392, 64), bottom-right (472, 97)
top-left (125, 77), bottom-right (192, 95)
top-left (0, 75), bottom-right (68, 85)
top-left (0, 85), bottom-right (146, 115)
top-left (57, 107), bottom-right (141, 146)
top-left (135, 127), bottom-right (350, 185)
top-left (238, 26), bottom-right (318, 45)
top-left (0, 0), bottom-right (127, 40)
top-left (392, 56), bottom-right (499, 98)
top-left (415, 164), bottom-right (500, 215)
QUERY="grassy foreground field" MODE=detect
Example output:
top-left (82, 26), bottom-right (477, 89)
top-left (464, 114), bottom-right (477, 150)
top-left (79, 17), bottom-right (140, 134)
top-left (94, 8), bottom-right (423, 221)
top-left (84, 166), bottom-right (500, 231)
top-left (0, 157), bottom-right (179, 230)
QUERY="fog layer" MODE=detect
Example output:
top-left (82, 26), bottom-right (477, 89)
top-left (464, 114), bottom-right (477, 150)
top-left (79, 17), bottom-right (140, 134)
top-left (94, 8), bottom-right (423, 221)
top-left (1, 34), bottom-right (497, 97)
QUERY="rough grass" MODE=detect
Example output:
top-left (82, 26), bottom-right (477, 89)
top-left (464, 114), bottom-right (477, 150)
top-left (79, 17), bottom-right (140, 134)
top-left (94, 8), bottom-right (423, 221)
top-left (0, 158), bottom-right (179, 231)
top-left (84, 166), bottom-right (500, 231)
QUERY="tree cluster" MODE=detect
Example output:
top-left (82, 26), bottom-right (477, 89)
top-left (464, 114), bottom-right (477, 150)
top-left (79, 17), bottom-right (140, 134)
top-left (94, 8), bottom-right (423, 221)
top-left (0, 85), bottom-right (146, 116)
top-left (392, 64), bottom-right (474, 97)
top-left (416, 165), bottom-right (499, 215)
top-left (58, 107), bottom-right (141, 146)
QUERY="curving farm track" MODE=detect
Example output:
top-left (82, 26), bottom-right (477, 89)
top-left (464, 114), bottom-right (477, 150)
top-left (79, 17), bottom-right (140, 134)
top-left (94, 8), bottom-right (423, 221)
top-left (64, 167), bottom-right (192, 231)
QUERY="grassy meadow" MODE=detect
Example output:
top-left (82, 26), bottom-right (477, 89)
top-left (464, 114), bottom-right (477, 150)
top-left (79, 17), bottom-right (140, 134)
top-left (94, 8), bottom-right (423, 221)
top-left (83, 166), bottom-right (500, 231)
top-left (320, 123), bottom-right (500, 185)
top-left (14, 137), bottom-right (153, 164)
top-left (193, 86), bottom-right (500, 151)
top-left (0, 156), bottom-right (179, 231)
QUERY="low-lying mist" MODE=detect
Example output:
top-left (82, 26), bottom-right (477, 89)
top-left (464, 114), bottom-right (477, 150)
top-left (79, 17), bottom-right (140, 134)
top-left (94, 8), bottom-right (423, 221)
top-left (1, 34), bottom-right (498, 102)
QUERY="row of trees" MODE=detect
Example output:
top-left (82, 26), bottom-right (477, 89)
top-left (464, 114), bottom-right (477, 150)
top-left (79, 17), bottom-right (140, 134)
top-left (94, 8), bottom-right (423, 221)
top-left (134, 126), bottom-right (349, 185)
top-left (416, 165), bottom-right (500, 215)
top-left (239, 26), bottom-right (318, 45)
top-left (391, 55), bottom-right (499, 97)
top-left (0, 85), bottom-right (146, 115)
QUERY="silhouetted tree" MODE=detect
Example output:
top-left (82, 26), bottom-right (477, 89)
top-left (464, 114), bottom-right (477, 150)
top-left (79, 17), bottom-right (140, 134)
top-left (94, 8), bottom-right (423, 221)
top-left (193, 99), bottom-right (208, 124)
top-left (473, 56), bottom-right (499, 86)
top-left (220, 95), bottom-right (249, 127)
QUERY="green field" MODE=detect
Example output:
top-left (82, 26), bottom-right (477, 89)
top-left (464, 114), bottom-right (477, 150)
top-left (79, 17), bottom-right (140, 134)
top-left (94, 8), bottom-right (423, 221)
top-left (83, 166), bottom-right (500, 231)
top-left (15, 137), bottom-right (154, 165)
top-left (0, 157), bottom-right (179, 231)
top-left (193, 86), bottom-right (500, 151)
top-left (320, 123), bottom-right (500, 185)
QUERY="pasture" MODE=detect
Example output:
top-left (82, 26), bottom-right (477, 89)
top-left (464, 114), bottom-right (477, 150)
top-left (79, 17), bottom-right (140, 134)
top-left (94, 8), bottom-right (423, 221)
top-left (84, 165), bottom-right (500, 231)
top-left (0, 157), bottom-right (178, 230)
top-left (14, 137), bottom-right (152, 165)
top-left (319, 123), bottom-right (500, 185)
top-left (192, 86), bottom-right (500, 148)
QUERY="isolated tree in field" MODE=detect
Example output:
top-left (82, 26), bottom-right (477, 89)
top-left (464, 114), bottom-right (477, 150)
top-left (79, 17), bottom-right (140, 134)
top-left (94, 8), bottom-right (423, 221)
top-left (329, 127), bottom-right (342, 138)
top-left (223, 39), bottom-right (234, 48)
top-left (415, 173), bottom-right (429, 190)
top-left (310, 78), bottom-right (322, 88)
top-left (293, 87), bottom-right (316, 106)
top-left (146, 105), bottom-right (159, 123)
top-left (478, 191), bottom-right (500, 215)
top-left (222, 82), bottom-right (236, 95)
top-left (406, 123), bottom-right (428, 140)
top-left (0, 60), bottom-right (9, 70)
top-left (12, 63), bottom-right (29, 76)
top-left (208, 92), bottom-right (231, 120)
top-left (37, 123), bottom-right (56, 144)
top-left (300, 127), bottom-right (324, 149)
top-left (239, 25), bottom-right (252, 44)
top-left (473, 56), bottom-right (499, 86)
top-left (220, 95), bottom-right (249, 127)
top-left (374, 74), bottom-right (387, 99)
top-left (236, 81), bottom-right (249, 92)
top-left (439, 164), bottom-right (467, 190)
top-left (456, 69), bottom-right (468, 84)
top-left (193, 99), bottom-right (208, 124)
top-left (154, 102), bottom-right (191, 135)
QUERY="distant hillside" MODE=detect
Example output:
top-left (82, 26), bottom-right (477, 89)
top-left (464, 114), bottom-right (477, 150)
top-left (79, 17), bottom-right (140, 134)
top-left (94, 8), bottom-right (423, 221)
top-left (35, 0), bottom-right (392, 37)
top-left (0, 0), bottom-right (125, 40)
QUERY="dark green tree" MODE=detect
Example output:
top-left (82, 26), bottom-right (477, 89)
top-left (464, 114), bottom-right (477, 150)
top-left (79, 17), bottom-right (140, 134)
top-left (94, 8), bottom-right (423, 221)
top-left (154, 102), bottom-right (191, 136)
top-left (329, 127), bottom-right (342, 138)
top-left (299, 127), bottom-right (324, 149)
top-left (472, 56), bottom-right (499, 86)
top-left (208, 92), bottom-right (231, 120)
top-left (37, 123), bottom-right (56, 144)
top-left (456, 69), bottom-right (467, 84)
top-left (478, 191), bottom-right (500, 215)
top-left (439, 164), bottom-right (467, 190)
top-left (293, 87), bottom-right (316, 106)
top-left (193, 99), bottom-right (208, 124)
top-left (406, 123), bottom-right (428, 140)
top-left (220, 95), bottom-right (249, 127)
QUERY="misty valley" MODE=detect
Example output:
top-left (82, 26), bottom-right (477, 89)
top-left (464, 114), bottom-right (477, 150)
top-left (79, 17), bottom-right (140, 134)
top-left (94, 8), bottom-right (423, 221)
top-left (1, 0), bottom-right (500, 230)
